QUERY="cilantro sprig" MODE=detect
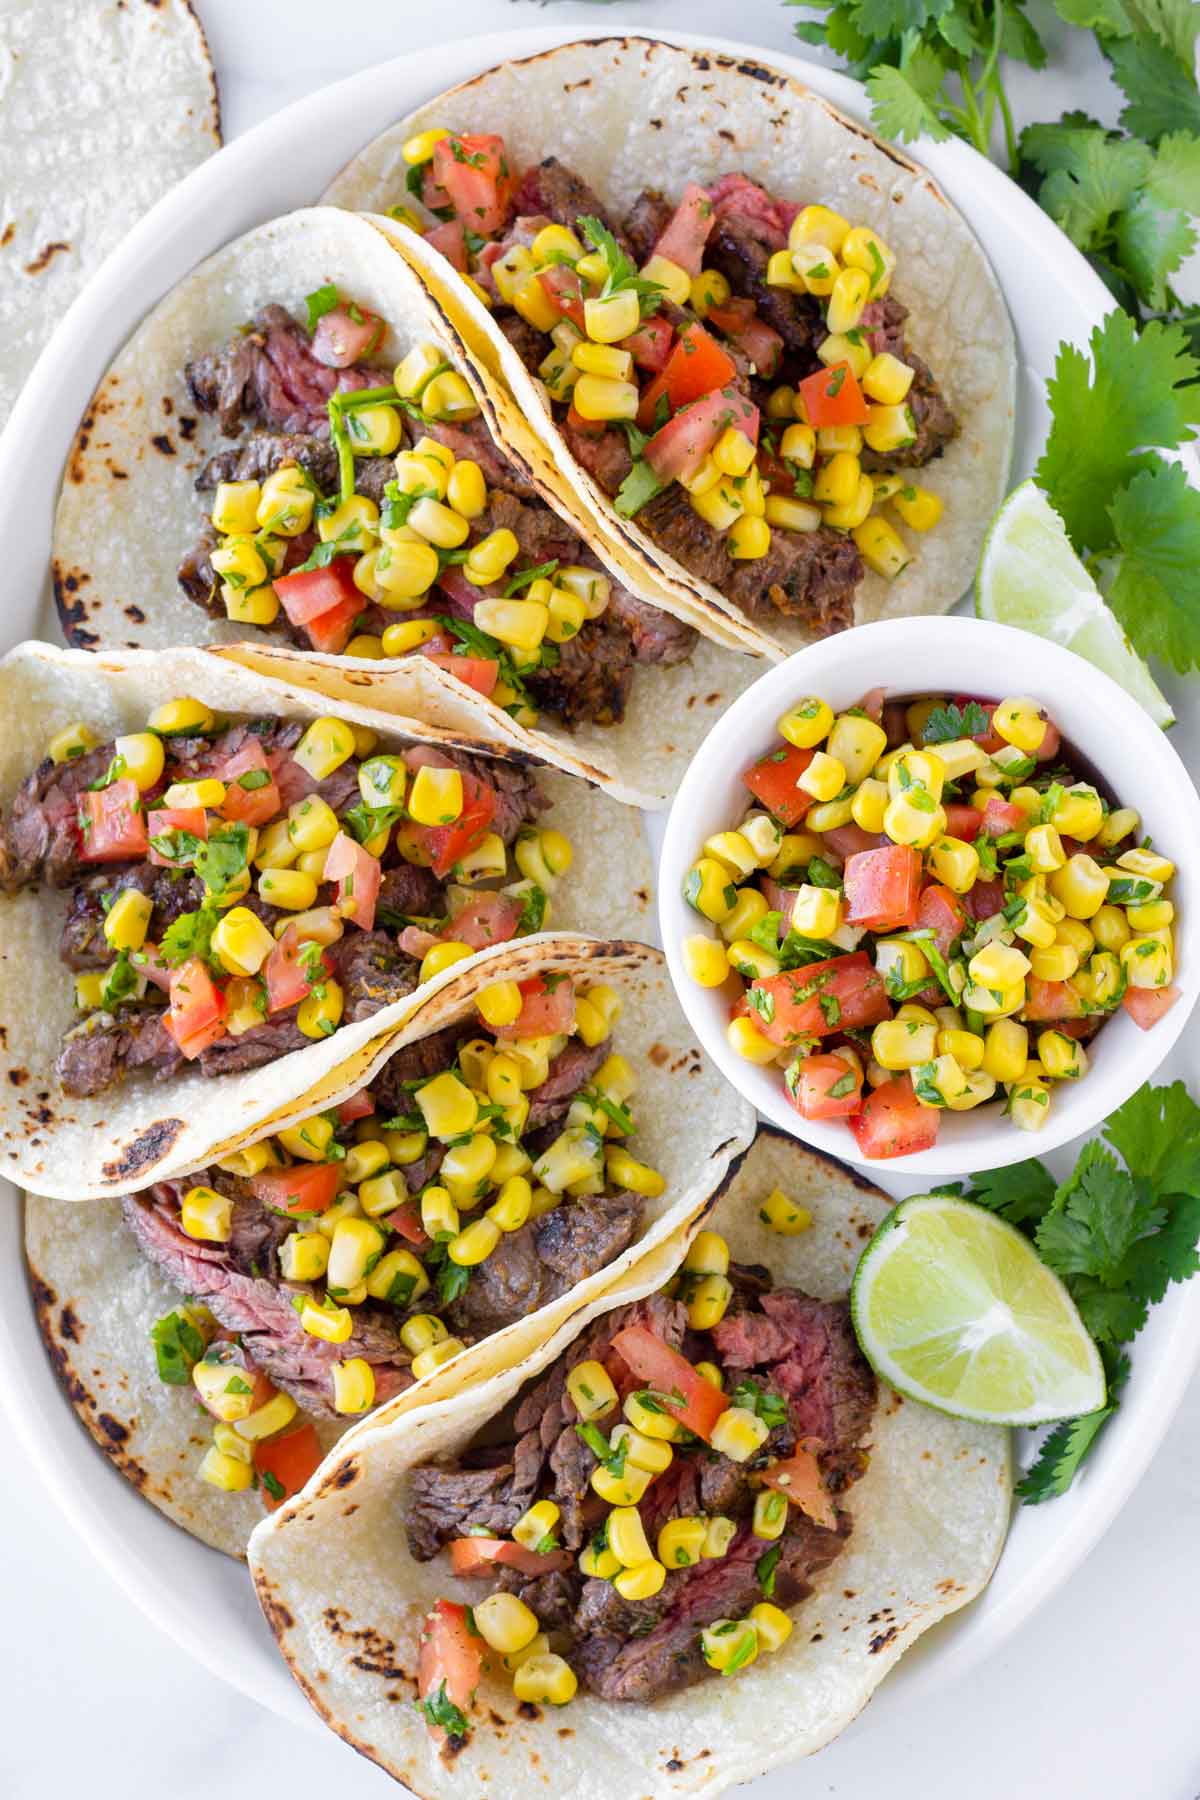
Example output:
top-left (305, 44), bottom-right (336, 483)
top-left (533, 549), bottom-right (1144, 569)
top-left (953, 1081), bottom-right (1200, 1501)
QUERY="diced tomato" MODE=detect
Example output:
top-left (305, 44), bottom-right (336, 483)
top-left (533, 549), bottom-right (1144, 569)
top-left (741, 742), bottom-right (816, 828)
top-left (496, 973), bottom-right (576, 1040)
top-left (216, 739), bottom-right (282, 829)
top-left (424, 218), bottom-right (468, 272)
top-left (167, 957), bottom-right (226, 1059)
top-left (621, 317), bottom-right (674, 372)
top-left (147, 805), bottom-right (207, 867)
top-left (264, 924), bottom-right (328, 1014)
top-left (787, 1052), bottom-right (863, 1120)
top-left (138, 944), bottom-right (173, 993)
top-left (760, 1443), bottom-right (838, 1530)
top-left (822, 823), bottom-right (885, 862)
top-left (1025, 977), bottom-right (1086, 1021)
top-left (1035, 718), bottom-right (1061, 763)
top-left (275, 558), bottom-right (360, 629)
top-left (421, 165), bottom-right (451, 213)
top-left (965, 877), bottom-right (1005, 921)
top-left (610, 1325), bottom-right (730, 1441)
top-left (537, 263), bottom-right (586, 331)
top-left (707, 301), bottom-right (783, 379)
top-left (441, 891), bottom-right (523, 951)
top-left (943, 803), bottom-right (982, 841)
top-left (425, 771), bottom-right (497, 879)
top-left (302, 594), bottom-right (360, 656)
top-left (565, 402), bottom-right (608, 438)
top-left (637, 322), bottom-right (737, 427)
top-left (323, 831), bottom-right (380, 932)
top-left (425, 653), bottom-right (499, 698)
top-left (78, 778), bottom-right (148, 864)
top-left (337, 1088), bottom-right (375, 1123)
top-left (981, 796), bottom-right (1027, 839)
top-left (448, 1537), bottom-right (571, 1577)
top-left (1123, 984), bottom-right (1180, 1030)
top-left (749, 953), bottom-right (890, 1045)
top-left (417, 1600), bottom-right (482, 1751)
top-left (882, 700), bottom-right (908, 746)
top-left (311, 303), bottom-right (383, 369)
top-left (254, 1424), bottom-right (323, 1512)
top-left (432, 132), bottom-right (516, 235)
top-left (644, 387), bottom-right (757, 484)
top-left (856, 687), bottom-right (887, 723)
top-left (250, 1162), bottom-right (342, 1217)
top-left (797, 361), bottom-right (870, 428)
top-left (915, 883), bottom-right (967, 958)
top-left (651, 182), bottom-right (717, 275)
top-left (388, 1201), bottom-right (431, 1249)
top-left (195, 1349), bottom-right (272, 1421)
top-left (844, 846), bottom-right (922, 931)
top-left (848, 1076), bottom-right (940, 1160)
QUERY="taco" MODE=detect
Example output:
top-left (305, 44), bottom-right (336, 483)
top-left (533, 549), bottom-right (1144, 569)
top-left (27, 938), bottom-right (754, 1557)
top-left (0, 641), bottom-right (653, 1197)
top-left (324, 37), bottom-right (1015, 658)
top-left (249, 1125), bottom-right (1009, 1793)
top-left (52, 205), bottom-right (755, 810)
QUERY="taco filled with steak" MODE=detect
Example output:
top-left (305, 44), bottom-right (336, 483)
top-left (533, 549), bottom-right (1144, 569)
top-left (249, 1126), bottom-right (1009, 1794)
top-left (0, 641), bottom-right (652, 1197)
top-left (27, 938), bottom-right (754, 1557)
top-left (52, 206), bottom-right (753, 809)
top-left (325, 37), bottom-right (1014, 658)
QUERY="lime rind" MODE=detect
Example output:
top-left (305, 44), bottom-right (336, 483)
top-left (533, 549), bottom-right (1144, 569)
top-left (976, 479), bottom-right (1174, 728)
top-left (851, 1193), bottom-right (1106, 1427)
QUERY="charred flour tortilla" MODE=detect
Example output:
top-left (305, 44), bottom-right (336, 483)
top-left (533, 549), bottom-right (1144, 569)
top-left (0, 642), bottom-right (652, 1199)
top-left (51, 205), bottom-right (752, 810)
top-left (26, 938), bottom-right (754, 1557)
top-left (0, 0), bottom-right (218, 428)
top-left (249, 1127), bottom-right (1009, 1796)
top-left (326, 37), bottom-right (1015, 658)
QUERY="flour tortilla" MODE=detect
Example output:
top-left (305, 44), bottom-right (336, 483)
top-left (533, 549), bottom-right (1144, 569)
top-left (249, 1127), bottom-right (1011, 1796)
top-left (325, 37), bottom-right (1016, 659)
top-left (0, 0), bottom-right (218, 430)
top-left (51, 204), bottom-right (753, 810)
top-left (0, 640), bottom-right (653, 1199)
top-left (25, 937), bottom-right (754, 1557)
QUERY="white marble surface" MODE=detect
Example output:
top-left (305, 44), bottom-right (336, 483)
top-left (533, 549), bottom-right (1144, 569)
top-left (5, 4), bottom-right (1200, 1797)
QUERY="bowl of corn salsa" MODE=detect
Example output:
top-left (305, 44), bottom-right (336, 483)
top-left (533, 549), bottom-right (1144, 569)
top-left (660, 617), bottom-right (1200, 1173)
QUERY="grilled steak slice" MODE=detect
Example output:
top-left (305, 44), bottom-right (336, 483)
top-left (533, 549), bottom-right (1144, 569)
top-left (185, 303), bottom-right (380, 438)
top-left (197, 432), bottom-right (338, 492)
top-left (608, 584), bottom-right (697, 665)
top-left (707, 217), bottom-right (820, 356)
top-left (562, 417), bottom-right (633, 495)
top-left (480, 487), bottom-right (581, 566)
top-left (376, 863), bottom-right (444, 922)
top-left (369, 1024), bottom-right (466, 1116)
top-left (494, 1565), bottom-right (579, 1634)
top-left (408, 1461), bottom-right (529, 1561)
top-left (862, 353), bottom-right (958, 469)
top-left (512, 158), bottom-right (633, 258)
top-left (59, 867), bottom-right (205, 969)
top-left (0, 741), bottom-right (122, 889)
top-left (525, 1038), bottom-right (610, 1131)
top-left (327, 932), bottom-right (422, 1023)
top-left (448, 1190), bottom-right (642, 1338)
top-left (527, 614), bottom-right (636, 728)
top-left (122, 1189), bottom-right (412, 1415)
top-left (415, 415), bottom-right (541, 503)
top-left (197, 1011), bottom-right (310, 1076)
top-left (623, 189), bottom-right (675, 264)
top-left (497, 311), bottom-right (547, 375)
top-left (56, 1008), bottom-right (181, 1096)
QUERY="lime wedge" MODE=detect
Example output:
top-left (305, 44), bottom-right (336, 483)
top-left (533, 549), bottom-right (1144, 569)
top-left (851, 1195), bottom-right (1105, 1426)
top-left (976, 479), bottom-right (1174, 727)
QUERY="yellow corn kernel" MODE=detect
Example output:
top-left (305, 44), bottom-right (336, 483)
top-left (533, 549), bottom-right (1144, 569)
top-left (764, 495), bottom-right (822, 535)
top-left (411, 1335), bottom-right (467, 1380)
top-left (638, 250), bottom-right (690, 305)
top-left (447, 1216), bottom-right (501, 1267)
top-left (161, 776), bottom-right (225, 811)
top-left (725, 940), bottom-right (779, 982)
top-left (1122, 933), bottom-right (1173, 989)
top-left (394, 1317), bottom-right (446, 1364)
top-left (417, 1072), bottom-right (478, 1140)
top-left (211, 478), bottom-right (262, 536)
top-left (812, 451), bottom-right (860, 508)
top-left (766, 383), bottom-right (798, 418)
top-left (401, 126), bottom-right (449, 165)
top-left (886, 748), bottom-right (945, 801)
top-left (480, 1170), bottom-right (530, 1233)
top-left (853, 515), bottom-right (912, 578)
top-left (870, 1018), bottom-right (937, 1070)
top-left (443, 1131), bottom-right (498, 1193)
top-left (727, 1016), bottom-right (778, 1065)
top-left (760, 1187), bottom-right (813, 1234)
top-left (859, 352), bottom-right (913, 406)
top-left (1045, 784), bottom-right (1102, 842)
top-left (512, 826), bottom-right (572, 894)
top-left (107, 732), bottom-right (164, 797)
top-left (847, 777), bottom-right (887, 834)
top-left (816, 424), bottom-right (863, 457)
top-left (725, 514), bottom-right (769, 560)
top-left (610, 1422), bottom-right (674, 1478)
top-left (564, 1359), bottom-right (619, 1424)
top-left (1012, 894), bottom-right (1058, 950)
top-left (745, 1602), bottom-right (792, 1658)
top-left (420, 1186), bottom-right (460, 1244)
top-left (1048, 854), bottom-right (1110, 920)
top-left (791, 885), bottom-right (843, 939)
top-left (884, 792), bottom-right (946, 849)
top-left (286, 794), bottom-right (339, 854)
top-left (1011, 1079), bottom-right (1052, 1132)
top-left (529, 222), bottom-right (583, 266)
top-left (775, 428), bottom-right (816, 479)
top-left (684, 856), bottom-right (738, 925)
top-left (683, 1230), bottom-right (730, 1276)
top-left (722, 890), bottom-right (771, 956)
top-left (790, 204), bottom-right (850, 254)
top-left (861, 403), bottom-right (916, 455)
top-left (928, 835), bottom-right (980, 895)
top-left (327, 1358), bottom-right (375, 1416)
top-left (797, 751), bottom-right (845, 805)
top-left (580, 287), bottom-right (639, 344)
top-left (766, 246), bottom-right (807, 291)
top-left (197, 1445), bottom-right (254, 1492)
top-left (470, 1591), bottom-right (541, 1664)
top-left (503, 1503), bottom-right (562, 1563)
top-left (224, 581), bottom-right (281, 627)
top-left (316, 493), bottom-right (379, 554)
top-left (180, 1185), bottom-right (232, 1243)
top-left (938, 1028), bottom-right (985, 1071)
top-left (710, 1406), bottom-right (771, 1464)
top-left (1029, 942), bottom-right (1080, 983)
top-left (373, 538), bottom-right (440, 606)
top-left (603, 1505), bottom-right (653, 1568)
top-left (655, 1516), bottom-right (707, 1571)
top-left (690, 268), bottom-right (731, 315)
top-left (591, 1459), bottom-right (651, 1506)
top-left (297, 978), bottom-right (344, 1042)
top-left (256, 868), bottom-right (319, 916)
top-left (968, 942), bottom-right (1031, 989)
top-left (418, 942), bottom-right (474, 987)
top-left (684, 1273), bottom-right (733, 1331)
top-left (211, 1421), bottom-right (254, 1466)
top-left (464, 984), bottom-right (520, 1038)
top-left (826, 266), bottom-right (870, 334)
top-left (822, 472), bottom-right (874, 531)
top-left (408, 764), bottom-right (463, 828)
top-left (681, 934), bottom-right (728, 989)
top-left (1091, 903), bottom-right (1131, 953)
top-left (364, 1249), bottom-right (427, 1312)
top-left (403, 497), bottom-right (468, 553)
top-left (421, 370), bottom-right (479, 423)
top-left (570, 372), bottom-right (639, 425)
top-left (100, 887), bottom-right (152, 955)
top-left (1036, 1030), bottom-right (1085, 1081)
top-left (620, 1391), bottom-right (683, 1444)
top-left (491, 243), bottom-right (535, 305)
top-left (48, 721), bottom-right (101, 765)
top-left (604, 1148), bottom-right (665, 1199)
top-left (841, 223), bottom-right (895, 292)
top-left (875, 938), bottom-right (929, 988)
top-left (297, 1296), bottom-right (353, 1344)
top-left (823, 718), bottom-right (884, 790)
top-left (326, 1217), bottom-right (386, 1295)
top-left (608, 1559), bottom-right (664, 1603)
top-left (1025, 823), bottom-right (1066, 875)
top-left (752, 1487), bottom-right (789, 1542)
top-left (701, 1617), bottom-right (760, 1675)
top-left (150, 697), bottom-right (216, 740)
top-left (694, 1520), bottom-right (734, 1564)
top-left (472, 597), bottom-right (549, 650)
top-left (208, 906), bottom-right (274, 979)
top-left (378, 621), bottom-right (438, 664)
top-left (255, 467), bottom-right (313, 536)
top-left (511, 1652), bottom-right (578, 1707)
top-left (1119, 846), bottom-right (1176, 886)
top-left (989, 696), bottom-right (1046, 753)
top-left (1093, 807), bottom-right (1139, 851)
top-left (576, 983), bottom-right (621, 1047)
top-left (74, 970), bottom-right (108, 1010)
top-left (980, 1018), bottom-right (1028, 1084)
top-left (777, 697), bottom-right (833, 749)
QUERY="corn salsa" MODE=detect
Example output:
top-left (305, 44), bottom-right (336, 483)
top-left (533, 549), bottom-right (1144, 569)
top-left (680, 691), bottom-right (1179, 1157)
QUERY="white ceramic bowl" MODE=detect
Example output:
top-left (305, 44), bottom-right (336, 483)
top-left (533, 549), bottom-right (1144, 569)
top-left (660, 615), bottom-right (1200, 1175)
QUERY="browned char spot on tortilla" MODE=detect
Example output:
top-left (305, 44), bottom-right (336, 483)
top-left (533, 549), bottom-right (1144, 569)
top-left (24, 241), bottom-right (70, 274)
top-left (28, 1259), bottom-right (151, 1493)
top-left (150, 433), bottom-right (175, 455)
top-left (256, 1583), bottom-right (295, 1637)
top-left (316, 1454), bottom-right (360, 1497)
top-left (101, 1116), bottom-right (186, 1182)
top-left (125, 605), bottom-right (146, 624)
top-left (869, 1624), bottom-right (900, 1654)
top-left (7, 1068), bottom-right (28, 1086)
top-left (59, 1304), bottom-right (82, 1342)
